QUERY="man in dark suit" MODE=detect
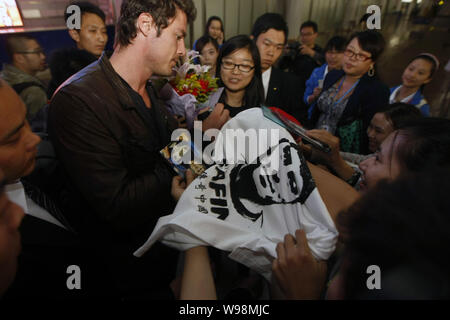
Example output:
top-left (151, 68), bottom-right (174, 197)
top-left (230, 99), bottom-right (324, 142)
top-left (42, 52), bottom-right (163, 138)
top-left (0, 79), bottom-right (110, 300)
top-left (251, 13), bottom-right (308, 124)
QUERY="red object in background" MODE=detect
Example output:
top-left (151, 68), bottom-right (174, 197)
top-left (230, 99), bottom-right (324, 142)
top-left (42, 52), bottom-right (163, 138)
top-left (268, 106), bottom-right (302, 127)
top-left (268, 106), bottom-right (303, 143)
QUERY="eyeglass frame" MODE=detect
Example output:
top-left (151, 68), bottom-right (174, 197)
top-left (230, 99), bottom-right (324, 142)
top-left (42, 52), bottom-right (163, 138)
top-left (326, 50), bottom-right (345, 55)
top-left (221, 60), bottom-right (255, 73)
top-left (15, 49), bottom-right (45, 55)
top-left (343, 48), bottom-right (372, 61)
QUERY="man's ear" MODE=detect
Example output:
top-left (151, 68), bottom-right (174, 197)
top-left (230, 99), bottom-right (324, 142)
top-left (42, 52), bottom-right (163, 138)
top-left (12, 53), bottom-right (25, 65)
top-left (136, 12), bottom-right (155, 37)
top-left (250, 35), bottom-right (254, 40)
top-left (68, 29), bottom-right (81, 43)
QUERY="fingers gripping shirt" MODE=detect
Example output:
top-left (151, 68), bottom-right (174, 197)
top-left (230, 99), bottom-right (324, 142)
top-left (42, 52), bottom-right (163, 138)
top-left (134, 108), bottom-right (338, 280)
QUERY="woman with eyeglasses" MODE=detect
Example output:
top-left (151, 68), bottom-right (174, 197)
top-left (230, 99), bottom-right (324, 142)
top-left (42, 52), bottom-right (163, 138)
top-left (310, 31), bottom-right (390, 155)
top-left (208, 35), bottom-right (264, 118)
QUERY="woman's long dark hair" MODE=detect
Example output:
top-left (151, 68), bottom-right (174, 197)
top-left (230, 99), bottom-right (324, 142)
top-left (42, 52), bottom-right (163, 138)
top-left (216, 35), bottom-right (264, 108)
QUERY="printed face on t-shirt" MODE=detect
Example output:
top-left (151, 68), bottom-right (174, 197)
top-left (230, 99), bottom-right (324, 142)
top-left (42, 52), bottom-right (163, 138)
top-left (252, 141), bottom-right (303, 204)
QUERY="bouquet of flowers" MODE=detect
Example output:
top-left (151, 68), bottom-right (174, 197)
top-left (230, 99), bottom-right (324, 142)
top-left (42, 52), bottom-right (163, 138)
top-left (159, 50), bottom-right (224, 129)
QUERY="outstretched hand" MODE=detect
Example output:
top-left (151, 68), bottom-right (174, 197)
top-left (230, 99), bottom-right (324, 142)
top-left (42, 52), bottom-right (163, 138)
top-left (300, 45), bottom-right (315, 57)
top-left (308, 87), bottom-right (322, 104)
top-left (272, 229), bottom-right (327, 299)
top-left (202, 103), bottom-right (230, 131)
top-left (171, 170), bottom-right (196, 201)
top-left (306, 129), bottom-right (342, 167)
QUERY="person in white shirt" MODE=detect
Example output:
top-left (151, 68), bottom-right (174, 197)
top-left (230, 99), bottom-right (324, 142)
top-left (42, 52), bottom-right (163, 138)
top-left (0, 79), bottom-right (39, 297)
top-left (0, 79), bottom-right (41, 192)
top-left (0, 168), bottom-right (24, 298)
top-left (251, 13), bottom-right (307, 124)
top-left (0, 79), bottom-right (102, 299)
top-left (0, 79), bottom-right (66, 228)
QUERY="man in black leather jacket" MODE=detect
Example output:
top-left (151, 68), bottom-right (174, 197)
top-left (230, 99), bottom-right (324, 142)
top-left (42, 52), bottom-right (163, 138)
top-left (48, 0), bottom-right (228, 299)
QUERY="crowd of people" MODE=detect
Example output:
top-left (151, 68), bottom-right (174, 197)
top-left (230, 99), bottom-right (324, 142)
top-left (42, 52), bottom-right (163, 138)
top-left (0, 0), bottom-right (449, 301)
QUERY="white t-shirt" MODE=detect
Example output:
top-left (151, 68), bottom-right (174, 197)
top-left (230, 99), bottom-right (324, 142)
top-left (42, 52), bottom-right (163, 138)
top-left (134, 108), bottom-right (337, 280)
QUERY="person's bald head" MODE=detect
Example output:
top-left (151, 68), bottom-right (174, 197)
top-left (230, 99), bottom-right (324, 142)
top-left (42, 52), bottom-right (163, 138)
top-left (5, 34), bottom-right (46, 75)
top-left (0, 79), bottom-right (41, 182)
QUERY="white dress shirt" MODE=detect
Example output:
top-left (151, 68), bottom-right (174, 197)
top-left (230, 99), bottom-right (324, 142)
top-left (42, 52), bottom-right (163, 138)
top-left (5, 181), bottom-right (66, 230)
top-left (262, 67), bottom-right (272, 100)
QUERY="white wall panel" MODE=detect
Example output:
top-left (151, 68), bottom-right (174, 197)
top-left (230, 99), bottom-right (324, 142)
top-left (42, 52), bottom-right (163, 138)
top-left (224, 0), bottom-right (239, 39)
top-left (205, 0), bottom-right (224, 23)
top-left (252, 0), bottom-right (267, 24)
top-left (191, 0), bottom-right (204, 45)
top-left (238, 0), bottom-right (253, 35)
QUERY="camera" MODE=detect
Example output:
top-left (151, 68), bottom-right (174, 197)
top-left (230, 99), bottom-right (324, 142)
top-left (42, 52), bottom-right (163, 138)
top-left (286, 41), bottom-right (301, 51)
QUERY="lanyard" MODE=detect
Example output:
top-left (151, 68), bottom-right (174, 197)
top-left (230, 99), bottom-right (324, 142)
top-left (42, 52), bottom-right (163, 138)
top-left (331, 77), bottom-right (360, 107)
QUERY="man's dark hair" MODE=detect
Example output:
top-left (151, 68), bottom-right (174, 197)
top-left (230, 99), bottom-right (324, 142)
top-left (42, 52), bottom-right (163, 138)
top-left (251, 13), bottom-right (288, 44)
top-left (300, 21), bottom-right (318, 33)
top-left (216, 35), bottom-right (264, 108)
top-left (377, 102), bottom-right (423, 130)
top-left (196, 35), bottom-right (219, 54)
top-left (395, 118), bottom-right (450, 173)
top-left (116, 0), bottom-right (197, 47)
top-left (204, 16), bottom-right (224, 36)
top-left (64, 1), bottom-right (106, 24)
top-left (337, 169), bottom-right (450, 299)
top-left (324, 36), bottom-right (346, 53)
top-left (5, 34), bottom-right (38, 60)
top-left (348, 30), bottom-right (385, 62)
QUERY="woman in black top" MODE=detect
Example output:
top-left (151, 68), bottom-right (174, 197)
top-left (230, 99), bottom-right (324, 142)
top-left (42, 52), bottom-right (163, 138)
top-left (215, 35), bottom-right (264, 118)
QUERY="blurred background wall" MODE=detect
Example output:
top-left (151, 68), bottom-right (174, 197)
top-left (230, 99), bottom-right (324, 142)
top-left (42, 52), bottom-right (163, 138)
top-left (0, 0), bottom-right (448, 116)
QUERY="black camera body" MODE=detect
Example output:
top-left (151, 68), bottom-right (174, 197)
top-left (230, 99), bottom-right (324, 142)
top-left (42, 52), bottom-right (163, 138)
top-left (286, 41), bottom-right (301, 51)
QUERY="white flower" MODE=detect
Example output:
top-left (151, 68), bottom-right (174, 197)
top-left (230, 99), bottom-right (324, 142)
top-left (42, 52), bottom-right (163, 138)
top-left (187, 50), bottom-right (201, 61)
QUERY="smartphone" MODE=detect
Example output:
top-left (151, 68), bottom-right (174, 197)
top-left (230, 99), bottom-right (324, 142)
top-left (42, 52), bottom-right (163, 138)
top-left (278, 117), bottom-right (331, 153)
top-left (262, 106), bottom-right (331, 154)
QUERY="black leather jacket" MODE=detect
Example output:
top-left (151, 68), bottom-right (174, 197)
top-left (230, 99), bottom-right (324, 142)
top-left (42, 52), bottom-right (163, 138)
top-left (48, 53), bottom-right (178, 238)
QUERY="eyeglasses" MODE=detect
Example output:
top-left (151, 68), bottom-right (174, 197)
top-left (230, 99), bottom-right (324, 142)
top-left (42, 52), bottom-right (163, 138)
top-left (16, 49), bottom-right (44, 55)
top-left (343, 49), bottom-right (371, 61)
top-left (221, 60), bottom-right (255, 73)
